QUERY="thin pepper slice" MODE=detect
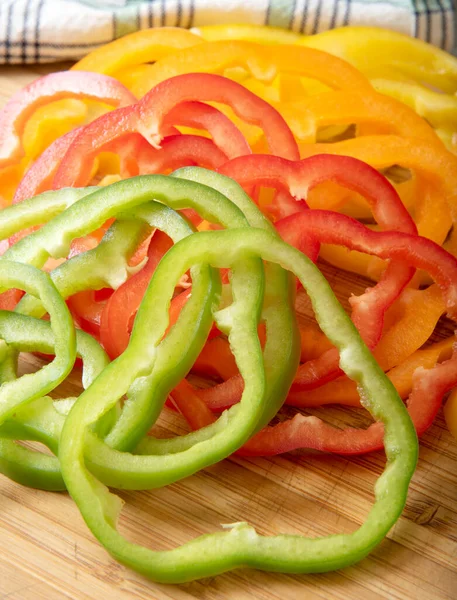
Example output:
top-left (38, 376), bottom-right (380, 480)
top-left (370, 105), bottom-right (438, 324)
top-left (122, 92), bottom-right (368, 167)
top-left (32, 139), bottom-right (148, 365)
top-left (53, 131), bottom-right (231, 191)
top-left (15, 100), bottom-right (248, 200)
top-left (298, 26), bottom-right (457, 92)
top-left (72, 27), bottom-right (202, 75)
top-left (278, 90), bottom-right (442, 146)
top-left (59, 221), bottom-right (417, 582)
top-left (297, 136), bottom-right (456, 281)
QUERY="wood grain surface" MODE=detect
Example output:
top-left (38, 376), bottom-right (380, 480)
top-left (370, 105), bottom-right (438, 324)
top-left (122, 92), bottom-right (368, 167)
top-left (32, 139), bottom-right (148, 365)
top-left (0, 65), bottom-right (456, 600)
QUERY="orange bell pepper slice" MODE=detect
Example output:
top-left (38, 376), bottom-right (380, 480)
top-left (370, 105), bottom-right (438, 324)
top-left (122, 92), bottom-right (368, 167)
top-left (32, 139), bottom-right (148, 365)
top-left (287, 336), bottom-right (454, 407)
top-left (373, 285), bottom-right (446, 370)
top-left (299, 136), bottom-right (456, 278)
top-left (279, 90), bottom-right (442, 146)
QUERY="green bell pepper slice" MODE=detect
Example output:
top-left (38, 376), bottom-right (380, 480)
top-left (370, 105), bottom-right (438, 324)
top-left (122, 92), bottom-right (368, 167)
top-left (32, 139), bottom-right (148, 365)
top-left (59, 223), bottom-right (417, 583)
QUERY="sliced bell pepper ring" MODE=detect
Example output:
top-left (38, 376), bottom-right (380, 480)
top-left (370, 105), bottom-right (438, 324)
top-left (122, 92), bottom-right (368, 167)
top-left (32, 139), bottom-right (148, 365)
top-left (298, 26), bottom-right (457, 93)
top-left (218, 153), bottom-right (416, 231)
top-left (278, 90), bottom-right (442, 146)
top-left (51, 73), bottom-right (297, 191)
top-left (118, 40), bottom-right (372, 99)
top-left (238, 345), bottom-right (456, 457)
top-left (320, 179), bottom-right (451, 283)
top-left (0, 71), bottom-right (135, 171)
top-left (72, 27), bottom-right (202, 76)
top-left (59, 220), bottom-right (416, 582)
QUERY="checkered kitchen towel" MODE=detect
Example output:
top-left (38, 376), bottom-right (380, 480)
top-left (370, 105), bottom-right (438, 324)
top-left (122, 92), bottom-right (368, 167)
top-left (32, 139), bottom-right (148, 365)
top-left (0, 0), bottom-right (455, 64)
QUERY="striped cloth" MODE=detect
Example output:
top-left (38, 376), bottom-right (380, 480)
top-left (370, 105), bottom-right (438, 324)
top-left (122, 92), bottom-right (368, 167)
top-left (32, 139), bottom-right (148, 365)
top-left (0, 0), bottom-right (455, 64)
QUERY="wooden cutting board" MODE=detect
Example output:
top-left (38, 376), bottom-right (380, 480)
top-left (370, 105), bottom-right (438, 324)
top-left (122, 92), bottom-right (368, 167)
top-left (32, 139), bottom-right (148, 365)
top-left (0, 65), bottom-right (456, 600)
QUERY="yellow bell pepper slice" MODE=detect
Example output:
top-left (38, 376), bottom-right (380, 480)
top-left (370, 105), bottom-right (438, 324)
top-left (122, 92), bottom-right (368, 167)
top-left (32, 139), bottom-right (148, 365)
top-left (73, 27), bottom-right (202, 76)
top-left (298, 26), bottom-right (457, 93)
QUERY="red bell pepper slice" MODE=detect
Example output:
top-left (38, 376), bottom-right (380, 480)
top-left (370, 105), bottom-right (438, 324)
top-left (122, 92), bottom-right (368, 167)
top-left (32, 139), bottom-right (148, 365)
top-left (99, 231), bottom-right (173, 358)
top-left (135, 73), bottom-right (298, 159)
top-left (163, 101), bottom-right (251, 159)
top-left (50, 73), bottom-right (297, 190)
top-left (0, 71), bottom-right (136, 170)
top-left (220, 152), bottom-right (416, 367)
top-left (53, 95), bottom-right (250, 189)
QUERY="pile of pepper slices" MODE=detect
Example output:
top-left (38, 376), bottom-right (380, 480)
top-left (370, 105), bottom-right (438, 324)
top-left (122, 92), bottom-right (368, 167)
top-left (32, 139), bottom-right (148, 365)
top-left (0, 24), bottom-right (456, 582)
